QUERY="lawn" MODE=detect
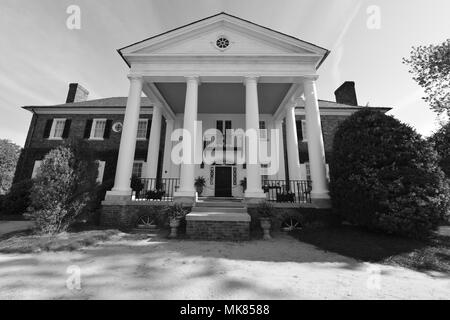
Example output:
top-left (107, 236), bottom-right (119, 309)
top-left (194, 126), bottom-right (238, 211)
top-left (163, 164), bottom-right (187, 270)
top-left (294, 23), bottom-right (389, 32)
top-left (292, 224), bottom-right (450, 274)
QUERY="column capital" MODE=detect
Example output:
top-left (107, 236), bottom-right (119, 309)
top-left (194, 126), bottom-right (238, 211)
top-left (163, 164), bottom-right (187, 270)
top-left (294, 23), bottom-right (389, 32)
top-left (184, 76), bottom-right (201, 84)
top-left (243, 76), bottom-right (259, 86)
top-left (127, 73), bottom-right (143, 81)
top-left (302, 75), bottom-right (319, 83)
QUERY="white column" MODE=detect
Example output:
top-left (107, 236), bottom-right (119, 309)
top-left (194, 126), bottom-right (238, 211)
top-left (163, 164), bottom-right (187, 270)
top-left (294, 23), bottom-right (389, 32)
top-left (244, 76), bottom-right (265, 200)
top-left (274, 119), bottom-right (286, 180)
top-left (304, 78), bottom-right (330, 203)
top-left (175, 76), bottom-right (199, 198)
top-left (107, 74), bottom-right (143, 199)
top-left (285, 105), bottom-right (302, 180)
top-left (144, 104), bottom-right (162, 179)
top-left (162, 119), bottom-right (175, 178)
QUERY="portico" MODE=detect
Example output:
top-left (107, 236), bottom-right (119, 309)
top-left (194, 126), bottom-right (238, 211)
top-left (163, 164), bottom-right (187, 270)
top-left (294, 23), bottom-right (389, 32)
top-left (105, 12), bottom-right (331, 207)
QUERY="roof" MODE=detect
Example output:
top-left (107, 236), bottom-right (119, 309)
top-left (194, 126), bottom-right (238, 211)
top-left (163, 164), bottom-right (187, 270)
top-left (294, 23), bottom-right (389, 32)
top-left (23, 97), bottom-right (391, 112)
top-left (117, 12), bottom-right (330, 68)
top-left (23, 97), bottom-right (153, 109)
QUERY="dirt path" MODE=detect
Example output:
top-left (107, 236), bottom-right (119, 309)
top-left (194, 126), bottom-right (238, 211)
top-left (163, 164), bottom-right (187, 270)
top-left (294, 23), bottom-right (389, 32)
top-left (0, 233), bottom-right (448, 299)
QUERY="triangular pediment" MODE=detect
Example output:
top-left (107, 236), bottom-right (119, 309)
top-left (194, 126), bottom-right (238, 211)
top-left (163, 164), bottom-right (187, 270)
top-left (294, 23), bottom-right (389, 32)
top-left (120, 13), bottom-right (328, 65)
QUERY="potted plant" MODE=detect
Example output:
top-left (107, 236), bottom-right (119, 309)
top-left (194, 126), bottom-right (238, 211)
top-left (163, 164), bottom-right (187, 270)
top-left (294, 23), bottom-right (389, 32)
top-left (256, 201), bottom-right (275, 240)
top-left (167, 203), bottom-right (188, 238)
top-left (239, 178), bottom-right (247, 193)
top-left (130, 175), bottom-right (144, 199)
top-left (145, 189), bottom-right (166, 200)
top-left (194, 176), bottom-right (206, 196)
top-left (276, 191), bottom-right (295, 203)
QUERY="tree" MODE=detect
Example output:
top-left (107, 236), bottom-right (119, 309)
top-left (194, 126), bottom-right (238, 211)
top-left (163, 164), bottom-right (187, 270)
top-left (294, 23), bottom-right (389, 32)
top-left (429, 122), bottom-right (450, 177)
top-left (330, 109), bottom-right (450, 238)
top-left (0, 139), bottom-right (21, 195)
top-left (28, 139), bottom-right (98, 234)
top-left (403, 39), bottom-right (450, 116)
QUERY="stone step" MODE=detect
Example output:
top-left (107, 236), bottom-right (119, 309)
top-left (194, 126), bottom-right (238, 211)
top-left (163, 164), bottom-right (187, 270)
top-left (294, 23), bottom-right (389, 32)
top-left (191, 206), bottom-right (247, 214)
top-left (198, 197), bottom-right (243, 202)
top-left (186, 211), bottom-right (251, 222)
top-left (196, 201), bottom-right (245, 208)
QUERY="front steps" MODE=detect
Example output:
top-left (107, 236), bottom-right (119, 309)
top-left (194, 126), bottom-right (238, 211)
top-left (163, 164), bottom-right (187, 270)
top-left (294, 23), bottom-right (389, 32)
top-left (186, 197), bottom-right (251, 240)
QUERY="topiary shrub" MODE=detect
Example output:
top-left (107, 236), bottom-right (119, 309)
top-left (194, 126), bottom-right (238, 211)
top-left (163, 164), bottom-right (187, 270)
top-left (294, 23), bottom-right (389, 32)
top-left (429, 122), bottom-right (450, 178)
top-left (0, 179), bottom-right (33, 216)
top-left (330, 108), bottom-right (450, 238)
top-left (27, 139), bottom-right (98, 234)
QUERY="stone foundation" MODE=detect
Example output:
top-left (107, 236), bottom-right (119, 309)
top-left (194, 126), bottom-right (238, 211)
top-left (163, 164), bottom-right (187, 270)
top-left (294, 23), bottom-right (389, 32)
top-left (186, 220), bottom-right (250, 241)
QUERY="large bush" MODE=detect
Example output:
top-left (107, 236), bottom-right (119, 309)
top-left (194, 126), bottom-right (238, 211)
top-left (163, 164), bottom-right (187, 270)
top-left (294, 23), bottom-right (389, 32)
top-left (0, 139), bottom-right (21, 195)
top-left (429, 122), bottom-right (450, 177)
top-left (28, 139), bottom-right (98, 234)
top-left (330, 109), bottom-right (450, 238)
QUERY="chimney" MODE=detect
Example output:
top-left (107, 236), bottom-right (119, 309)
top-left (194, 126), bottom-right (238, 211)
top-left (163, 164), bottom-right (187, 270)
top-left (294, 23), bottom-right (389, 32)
top-left (334, 81), bottom-right (358, 106)
top-left (66, 83), bottom-right (89, 103)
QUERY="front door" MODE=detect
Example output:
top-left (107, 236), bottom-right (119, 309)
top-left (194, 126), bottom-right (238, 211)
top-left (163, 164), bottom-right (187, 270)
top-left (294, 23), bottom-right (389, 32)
top-left (215, 166), bottom-right (232, 197)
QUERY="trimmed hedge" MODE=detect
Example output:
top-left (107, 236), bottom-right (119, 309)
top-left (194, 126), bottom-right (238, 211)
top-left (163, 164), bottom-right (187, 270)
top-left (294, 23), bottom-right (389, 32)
top-left (330, 108), bottom-right (450, 238)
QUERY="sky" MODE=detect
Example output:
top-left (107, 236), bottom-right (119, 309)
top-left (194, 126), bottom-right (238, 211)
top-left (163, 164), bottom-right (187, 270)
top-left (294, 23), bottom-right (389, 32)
top-left (1, 0), bottom-right (449, 147)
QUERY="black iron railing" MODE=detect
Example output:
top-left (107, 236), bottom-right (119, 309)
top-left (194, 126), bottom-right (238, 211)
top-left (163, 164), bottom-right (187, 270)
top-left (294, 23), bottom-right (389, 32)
top-left (262, 179), bottom-right (312, 203)
top-left (133, 178), bottom-right (180, 201)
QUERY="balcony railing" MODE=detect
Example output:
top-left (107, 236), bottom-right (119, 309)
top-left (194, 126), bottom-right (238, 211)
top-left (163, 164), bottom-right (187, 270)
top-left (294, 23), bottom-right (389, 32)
top-left (133, 178), bottom-right (180, 201)
top-left (262, 179), bottom-right (312, 203)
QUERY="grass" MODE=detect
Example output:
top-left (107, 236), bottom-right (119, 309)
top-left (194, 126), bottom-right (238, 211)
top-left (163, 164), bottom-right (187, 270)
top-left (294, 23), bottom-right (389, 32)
top-left (292, 224), bottom-right (450, 273)
top-left (0, 229), bottom-right (136, 253)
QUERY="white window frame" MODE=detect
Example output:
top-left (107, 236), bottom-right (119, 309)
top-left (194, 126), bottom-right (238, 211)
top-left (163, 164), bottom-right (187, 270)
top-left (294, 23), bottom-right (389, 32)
top-left (136, 119), bottom-right (148, 141)
top-left (49, 118), bottom-right (66, 140)
top-left (301, 119), bottom-right (307, 142)
top-left (90, 118), bottom-right (107, 140)
top-left (132, 160), bottom-right (145, 178)
top-left (259, 120), bottom-right (268, 141)
top-left (31, 160), bottom-right (43, 179)
top-left (96, 160), bottom-right (106, 183)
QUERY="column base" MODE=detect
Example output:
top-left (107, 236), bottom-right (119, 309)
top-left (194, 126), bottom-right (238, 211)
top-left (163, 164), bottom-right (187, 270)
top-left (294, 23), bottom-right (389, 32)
top-left (311, 191), bottom-right (331, 208)
top-left (244, 191), bottom-right (267, 204)
top-left (105, 190), bottom-right (132, 201)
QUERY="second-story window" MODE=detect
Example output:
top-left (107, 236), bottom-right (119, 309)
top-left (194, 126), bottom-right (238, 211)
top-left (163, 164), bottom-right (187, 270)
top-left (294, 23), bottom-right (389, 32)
top-left (136, 119), bottom-right (148, 140)
top-left (259, 121), bottom-right (267, 140)
top-left (90, 119), bottom-right (107, 140)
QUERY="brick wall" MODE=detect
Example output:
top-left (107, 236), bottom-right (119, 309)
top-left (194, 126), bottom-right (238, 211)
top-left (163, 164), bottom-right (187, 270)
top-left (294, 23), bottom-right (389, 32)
top-left (297, 114), bottom-right (349, 163)
top-left (186, 220), bottom-right (250, 241)
top-left (14, 113), bottom-right (153, 182)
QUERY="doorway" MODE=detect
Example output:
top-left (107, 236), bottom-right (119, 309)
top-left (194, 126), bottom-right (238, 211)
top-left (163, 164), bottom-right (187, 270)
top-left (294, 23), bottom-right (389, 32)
top-left (214, 166), bottom-right (232, 197)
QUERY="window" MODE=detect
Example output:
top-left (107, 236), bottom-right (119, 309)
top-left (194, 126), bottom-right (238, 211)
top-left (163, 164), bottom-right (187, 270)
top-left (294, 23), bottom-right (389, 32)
top-left (50, 119), bottom-right (66, 139)
top-left (96, 161), bottom-right (106, 183)
top-left (216, 120), bottom-right (232, 146)
top-left (132, 161), bottom-right (145, 178)
top-left (31, 160), bottom-right (42, 179)
top-left (90, 119), bottom-right (107, 139)
top-left (301, 120), bottom-right (307, 142)
top-left (259, 121), bottom-right (267, 140)
top-left (305, 162), bottom-right (311, 181)
top-left (136, 119), bottom-right (148, 140)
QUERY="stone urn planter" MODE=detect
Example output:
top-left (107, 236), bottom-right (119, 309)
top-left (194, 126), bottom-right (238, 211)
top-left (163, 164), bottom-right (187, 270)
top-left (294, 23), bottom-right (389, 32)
top-left (169, 218), bottom-right (181, 238)
top-left (256, 201), bottom-right (275, 240)
top-left (259, 218), bottom-right (272, 240)
top-left (167, 203), bottom-right (188, 239)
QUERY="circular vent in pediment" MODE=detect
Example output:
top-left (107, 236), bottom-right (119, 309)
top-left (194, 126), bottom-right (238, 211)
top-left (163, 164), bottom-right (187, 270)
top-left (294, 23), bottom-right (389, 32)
top-left (215, 36), bottom-right (230, 50)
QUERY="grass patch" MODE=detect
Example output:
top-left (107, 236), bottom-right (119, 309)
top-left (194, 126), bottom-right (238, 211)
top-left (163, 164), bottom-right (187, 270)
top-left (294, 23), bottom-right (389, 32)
top-left (0, 230), bottom-right (129, 253)
top-left (292, 225), bottom-right (450, 273)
